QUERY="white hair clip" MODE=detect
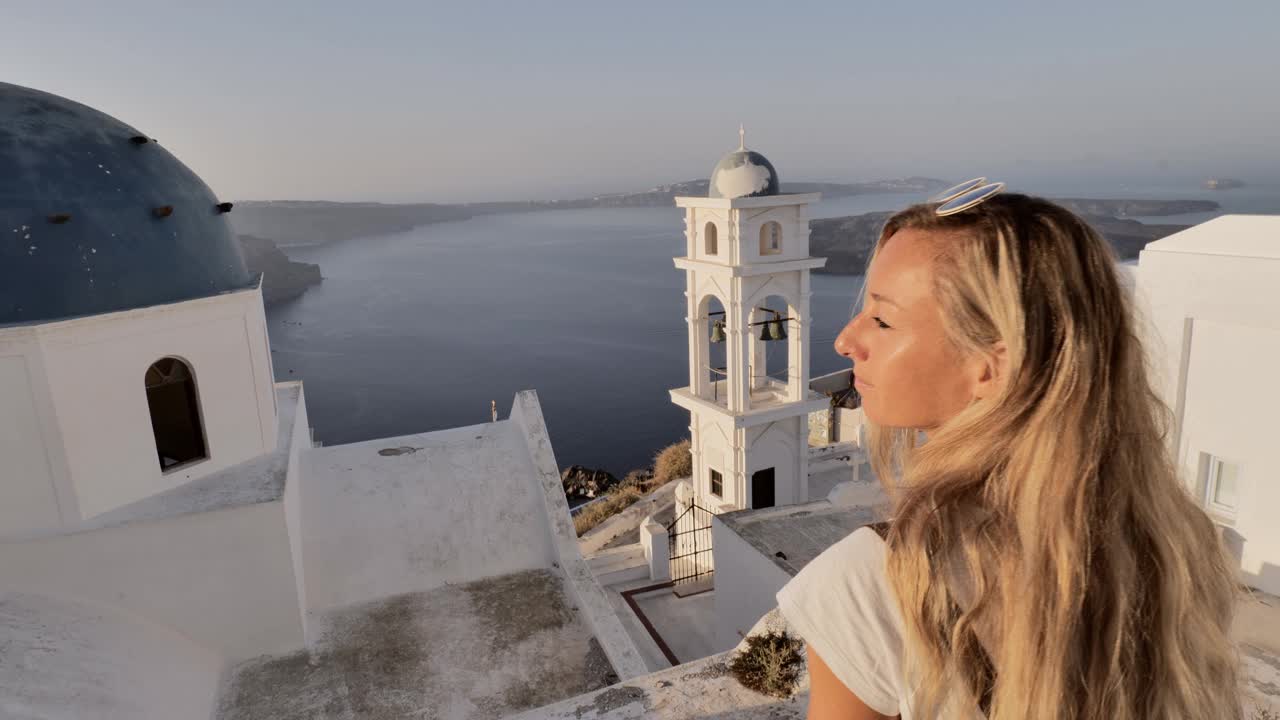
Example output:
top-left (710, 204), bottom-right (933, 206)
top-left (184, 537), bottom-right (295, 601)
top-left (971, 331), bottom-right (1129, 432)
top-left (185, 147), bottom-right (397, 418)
top-left (931, 177), bottom-right (1006, 216)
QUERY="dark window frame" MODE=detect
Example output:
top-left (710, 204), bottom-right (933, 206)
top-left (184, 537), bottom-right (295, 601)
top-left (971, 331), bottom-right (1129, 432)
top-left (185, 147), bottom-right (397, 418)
top-left (144, 357), bottom-right (210, 473)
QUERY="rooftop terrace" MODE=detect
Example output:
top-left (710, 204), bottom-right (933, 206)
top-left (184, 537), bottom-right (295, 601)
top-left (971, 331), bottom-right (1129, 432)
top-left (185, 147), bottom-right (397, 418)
top-left (216, 569), bottom-right (616, 720)
top-left (718, 499), bottom-right (882, 577)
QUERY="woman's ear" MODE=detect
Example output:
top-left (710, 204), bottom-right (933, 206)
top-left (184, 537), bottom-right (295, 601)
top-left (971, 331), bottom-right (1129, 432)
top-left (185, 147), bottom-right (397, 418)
top-left (971, 341), bottom-right (1009, 401)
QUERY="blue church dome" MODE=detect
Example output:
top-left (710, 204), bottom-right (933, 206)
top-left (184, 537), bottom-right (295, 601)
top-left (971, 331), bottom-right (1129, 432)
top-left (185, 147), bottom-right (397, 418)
top-left (709, 149), bottom-right (780, 199)
top-left (0, 82), bottom-right (252, 327)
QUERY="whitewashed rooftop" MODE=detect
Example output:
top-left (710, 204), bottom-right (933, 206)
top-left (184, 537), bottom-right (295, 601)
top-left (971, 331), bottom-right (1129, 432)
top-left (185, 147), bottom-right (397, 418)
top-left (717, 499), bottom-right (881, 577)
top-left (1143, 214), bottom-right (1280, 258)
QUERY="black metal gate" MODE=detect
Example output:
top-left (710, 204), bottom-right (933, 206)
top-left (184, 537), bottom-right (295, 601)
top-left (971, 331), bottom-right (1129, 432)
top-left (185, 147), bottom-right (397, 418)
top-left (667, 502), bottom-right (714, 586)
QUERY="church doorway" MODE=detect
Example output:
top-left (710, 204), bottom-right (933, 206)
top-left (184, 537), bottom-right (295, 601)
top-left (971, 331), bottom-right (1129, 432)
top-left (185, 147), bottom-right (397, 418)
top-left (751, 468), bottom-right (775, 509)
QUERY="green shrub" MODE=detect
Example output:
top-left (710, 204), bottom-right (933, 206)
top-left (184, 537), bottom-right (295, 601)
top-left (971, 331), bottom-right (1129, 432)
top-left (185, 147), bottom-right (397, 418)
top-left (728, 631), bottom-right (804, 699)
top-left (653, 438), bottom-right (692, 485)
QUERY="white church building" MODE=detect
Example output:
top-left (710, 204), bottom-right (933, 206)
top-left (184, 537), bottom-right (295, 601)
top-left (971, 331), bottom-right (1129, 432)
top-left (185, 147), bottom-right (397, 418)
top-left (2, 80), bottom-right (1277, 719)
top-left (0, 81), bottom-right (650, 720)
top-left (1135, 215), bottom-right (1280, 597)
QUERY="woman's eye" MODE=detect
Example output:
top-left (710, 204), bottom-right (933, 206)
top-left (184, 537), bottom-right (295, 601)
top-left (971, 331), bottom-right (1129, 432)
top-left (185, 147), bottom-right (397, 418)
top-left (873, 316), bottom-right (891, 329)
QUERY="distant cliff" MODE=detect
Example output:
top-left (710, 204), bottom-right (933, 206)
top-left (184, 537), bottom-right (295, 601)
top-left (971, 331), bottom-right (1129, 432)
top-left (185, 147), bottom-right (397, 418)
top-left (237, 234), bottom-right (323, 305)
top-left (462, 177), bottom-right (949, 211)
top-left (231, 201), bottom-right (474, 248)
top-left (809, 201), bottom-right (1207, 275)
top-left (1051, 198), bottom-right (1218, 217)
top-left (229, 178), bottom-right (949, 247)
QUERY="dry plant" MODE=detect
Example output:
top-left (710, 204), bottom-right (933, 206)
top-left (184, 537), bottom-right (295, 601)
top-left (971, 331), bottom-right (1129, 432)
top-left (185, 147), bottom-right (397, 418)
top-left (728, 630), bottom-right (805, 699)
top-left (652, 438), bottom-right (692, 485)
top-left (573, 485), bottom-right (644, 536)
top-left (571, 438), bottom-right (692, 536)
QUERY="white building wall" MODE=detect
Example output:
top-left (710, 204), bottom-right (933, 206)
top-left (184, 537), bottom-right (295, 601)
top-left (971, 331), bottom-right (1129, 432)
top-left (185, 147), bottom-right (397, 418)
top-left (695, 416), bottom-right (734, 508)
top-left (297, 419), bottom-right (558, 615)
top-left (280, 381), bottom-right (312, 639)
top-left (711, 517), bottom-right (792, 654)
top-left (0, 287), bottom-right (277, 524)
top-left (0, 499), bottom-right (304, 662)
top-left (0, 351), bottom-right (65, 533)
top-left (744, 418), bottom-right (803, 508)
top-left (1136, 218), bottom-right (1280, 595)
top-left (739, 204), bottom-right (810, 263)
top-left (1169, 317), bottom-right (1280, 593)
top-left (692, 209), bottom-right (730, 265)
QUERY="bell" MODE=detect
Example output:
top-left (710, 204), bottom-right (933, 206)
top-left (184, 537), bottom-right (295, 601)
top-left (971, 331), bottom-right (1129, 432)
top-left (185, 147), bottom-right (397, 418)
top-left (768, 313), bottom-right (787, 341)
top-left (710, 319), bottom-right (726, 344)
top-left (759, 321), bottom-right (772, 342)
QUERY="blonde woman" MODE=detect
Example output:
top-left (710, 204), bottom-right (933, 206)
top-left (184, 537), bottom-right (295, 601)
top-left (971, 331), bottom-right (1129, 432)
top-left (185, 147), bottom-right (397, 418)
top-left (776, 184), bottom-right (1243, 719)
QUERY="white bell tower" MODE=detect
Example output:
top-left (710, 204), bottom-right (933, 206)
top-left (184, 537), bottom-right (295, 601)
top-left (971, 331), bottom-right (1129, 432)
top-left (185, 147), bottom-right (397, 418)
top-left (670, 133), bottom-right (829, 513)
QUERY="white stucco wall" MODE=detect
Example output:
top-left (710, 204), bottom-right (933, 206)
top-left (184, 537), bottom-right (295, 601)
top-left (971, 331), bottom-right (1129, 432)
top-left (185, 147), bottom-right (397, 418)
top-left (711, 516), bottom-right (792, 654)
top-left (0, 286), bottom-right (277, 524)
top-left (280, 381), bottom-right (311, 637)
top-left (835, 406), bottom-right (864, 445)
top-left (1136, 216), bottom-right (1280, 595)
top-left (0, 348), bottom-right (66, 534)
top-left (0, 591), bottom-right (223, 720)
top-left (0, 499), bottom-right (304, 662)
top-left (1172, 317), bottom-right (1280, 592)
top-left (744, 417), bottom-right (804, 508)
top-left (298, 418), bottom-right (557, 615)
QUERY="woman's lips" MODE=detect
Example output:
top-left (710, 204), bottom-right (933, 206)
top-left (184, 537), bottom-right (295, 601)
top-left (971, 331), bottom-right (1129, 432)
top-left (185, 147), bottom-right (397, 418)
top-left (854, 374), bottom-right (873, 389)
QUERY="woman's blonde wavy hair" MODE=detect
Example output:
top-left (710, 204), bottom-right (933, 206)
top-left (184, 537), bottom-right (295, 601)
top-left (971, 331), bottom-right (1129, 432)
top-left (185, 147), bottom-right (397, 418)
top-left (862, 193), bottom-right (1243, 719)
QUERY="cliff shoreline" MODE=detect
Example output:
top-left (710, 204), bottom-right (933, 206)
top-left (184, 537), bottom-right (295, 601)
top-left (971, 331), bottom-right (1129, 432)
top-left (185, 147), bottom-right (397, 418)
top-left (237, 234), bottom-right (323, 306)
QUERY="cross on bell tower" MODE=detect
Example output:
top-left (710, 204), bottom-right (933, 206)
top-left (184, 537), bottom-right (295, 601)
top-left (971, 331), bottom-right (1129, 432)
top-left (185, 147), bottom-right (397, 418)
top-left (669, 133), bottom-right (829, 513)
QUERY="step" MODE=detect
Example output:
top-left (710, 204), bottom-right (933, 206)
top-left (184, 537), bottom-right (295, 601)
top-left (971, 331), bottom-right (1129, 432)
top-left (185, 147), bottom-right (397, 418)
top-left (586, 544), bottom-right (651, 586)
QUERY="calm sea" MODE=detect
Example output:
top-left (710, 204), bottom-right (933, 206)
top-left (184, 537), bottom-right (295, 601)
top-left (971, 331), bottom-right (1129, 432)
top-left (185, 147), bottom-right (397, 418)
top-left (266, 183), bottom-right (1280, 478)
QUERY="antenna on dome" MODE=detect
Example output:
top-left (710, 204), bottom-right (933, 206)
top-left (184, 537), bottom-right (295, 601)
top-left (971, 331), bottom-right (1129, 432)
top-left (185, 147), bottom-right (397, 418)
top-left (738, 123), bottom-right (746, 151)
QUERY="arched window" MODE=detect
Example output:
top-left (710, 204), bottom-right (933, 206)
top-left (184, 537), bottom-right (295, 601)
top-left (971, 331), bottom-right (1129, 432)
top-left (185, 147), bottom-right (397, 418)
top-left (145, 358), bottom-right (208, 471)
top-left (759, 221), bottom-right (783, 255)
top-left (704, 221), bottom-right (718, 256)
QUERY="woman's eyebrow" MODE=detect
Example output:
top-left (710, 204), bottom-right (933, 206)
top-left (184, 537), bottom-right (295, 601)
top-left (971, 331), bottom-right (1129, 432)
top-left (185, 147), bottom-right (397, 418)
top-left (869, 292), bottom-right (901, 309)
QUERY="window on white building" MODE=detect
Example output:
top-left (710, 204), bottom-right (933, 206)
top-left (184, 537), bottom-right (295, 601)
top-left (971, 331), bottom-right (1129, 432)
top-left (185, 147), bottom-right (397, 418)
top-left (704, 221), bottom-right (718, 256)
top-left (760, 221), bottom-right (782, 256)
top-left (145, 357), bottom-right (209, 471)
top-left (1198, 452), bottom-right (1239, 522)
top-left (710, 468), bottom-right (723, 498)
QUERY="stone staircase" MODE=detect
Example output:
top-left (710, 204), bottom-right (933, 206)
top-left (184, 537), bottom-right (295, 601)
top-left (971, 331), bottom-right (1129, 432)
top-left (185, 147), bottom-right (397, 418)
top-left (585, 544), bottom-right (651, 586)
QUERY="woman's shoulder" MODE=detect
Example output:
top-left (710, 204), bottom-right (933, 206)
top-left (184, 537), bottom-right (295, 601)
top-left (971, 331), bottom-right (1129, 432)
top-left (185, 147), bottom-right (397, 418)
top-left (774, 521), bottom-right (906, 717)
top-left (863, 520), bottom-right (891, 542)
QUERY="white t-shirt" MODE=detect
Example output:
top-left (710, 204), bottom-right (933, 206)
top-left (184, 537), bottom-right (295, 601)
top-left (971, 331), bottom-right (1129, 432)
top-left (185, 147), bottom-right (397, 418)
top-left (775, 526), bottom-right (985, 719)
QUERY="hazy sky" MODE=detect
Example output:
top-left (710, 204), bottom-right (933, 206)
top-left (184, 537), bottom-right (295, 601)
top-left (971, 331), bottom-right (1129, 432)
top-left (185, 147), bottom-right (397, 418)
top-left (6, 1), bottom-right (1278, 202)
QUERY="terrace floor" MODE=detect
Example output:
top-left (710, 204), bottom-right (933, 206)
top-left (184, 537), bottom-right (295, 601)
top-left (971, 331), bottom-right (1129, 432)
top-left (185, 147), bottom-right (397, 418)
top-left (215, 569), bottom-right (616, 720)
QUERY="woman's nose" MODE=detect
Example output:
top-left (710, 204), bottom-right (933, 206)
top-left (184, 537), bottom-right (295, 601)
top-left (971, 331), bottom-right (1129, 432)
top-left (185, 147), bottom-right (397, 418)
top-left (834, 315), bottom-right (864, 360)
